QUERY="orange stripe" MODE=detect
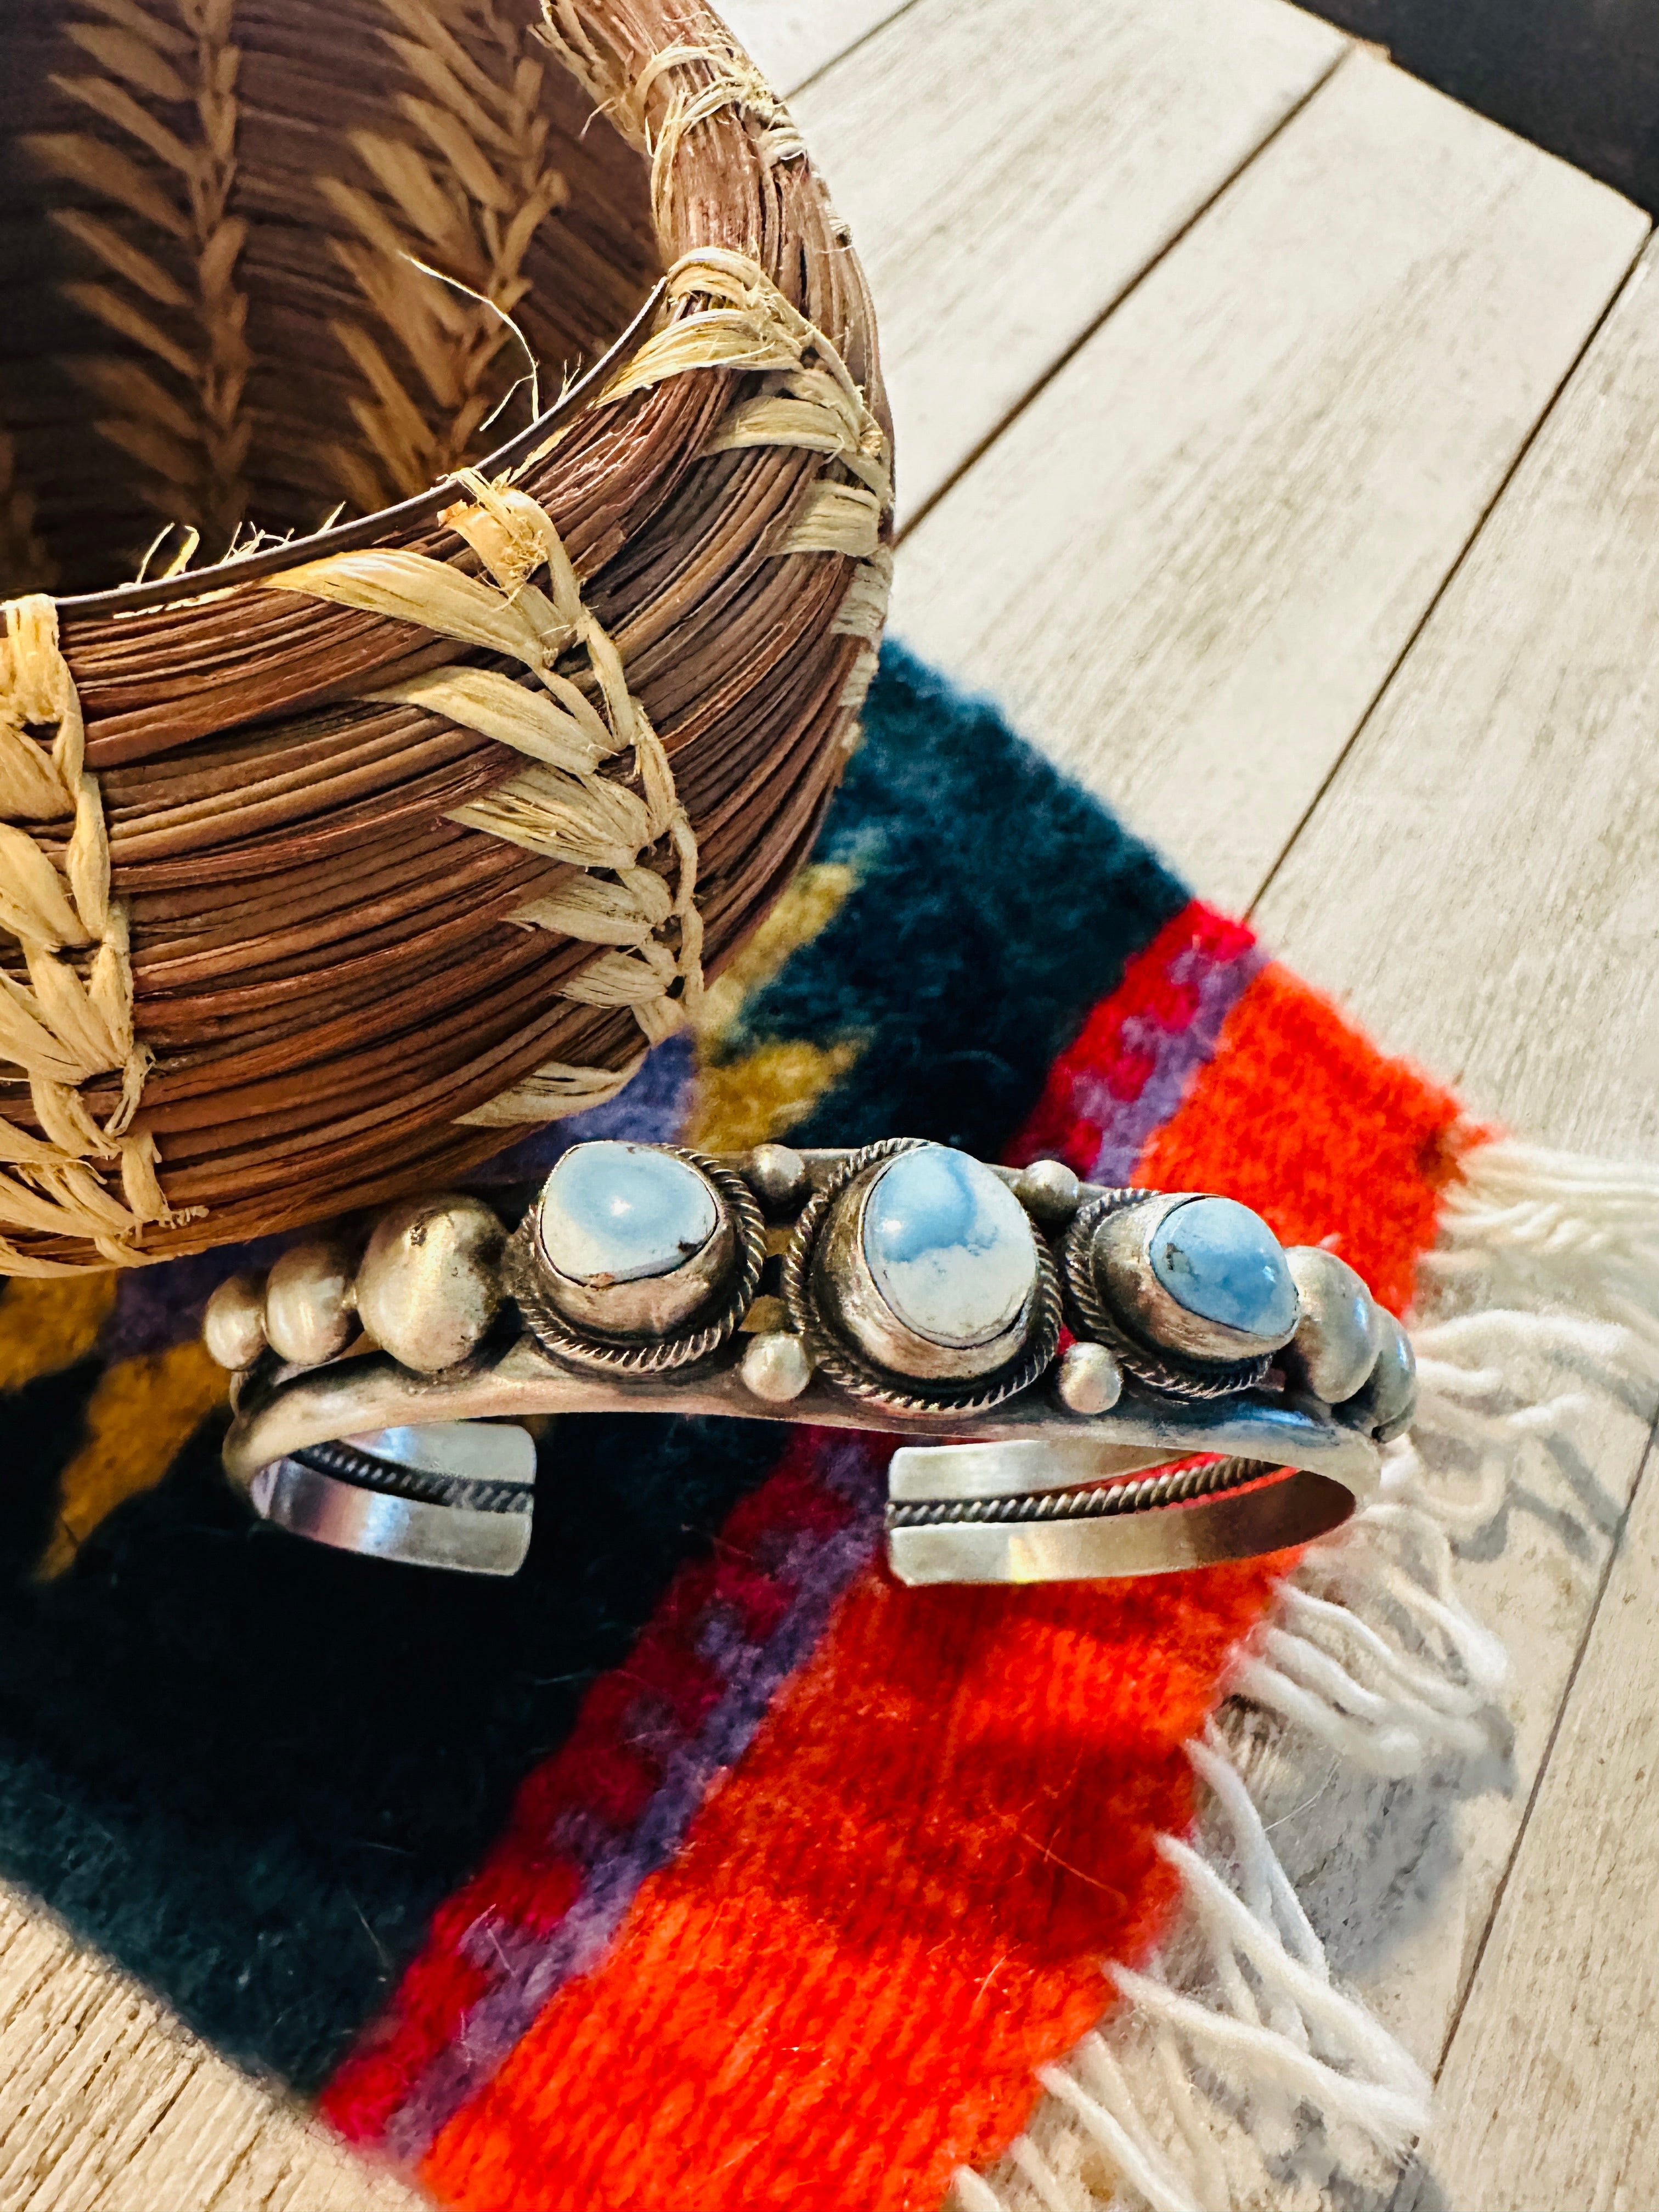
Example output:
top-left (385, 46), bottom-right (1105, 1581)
top-left (421, 1559), bottom-right (1284, 2211)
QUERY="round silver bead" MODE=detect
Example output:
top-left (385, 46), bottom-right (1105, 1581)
top-left (741, 1330), bottom-right (814, 1403)
top-left (745, 1142), bottom-right (810, 1217)
top-left (203, 1270), bottom-right (268, 1372)
top-left (1350, 1312), bottom-right (1417, 1441)
top-left (1013, 1158), bottom-right (1082, 1224)
top-left (356, 1194), bottom-right (505, 1374)
top-left (263, 1239), bottom-right (357, 1367)
top-left (1057, 1340), bottom-right (1124, 1415)
top-left (1284, 1246), bottom-right (1383, 1405)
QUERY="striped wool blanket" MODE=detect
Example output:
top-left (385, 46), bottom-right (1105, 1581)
top-left (0, 645), bottom-right (1650, 2212)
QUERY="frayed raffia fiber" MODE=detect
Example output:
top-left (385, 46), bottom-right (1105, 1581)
top-left (959, 1133), bottom-right (1659, 2212)
top-left (538, 0), bottom-right (806, 240)
top-left (269, 236), bottom-right (895, 1124)
top-left (0, 0), bottom-right (890, 1268)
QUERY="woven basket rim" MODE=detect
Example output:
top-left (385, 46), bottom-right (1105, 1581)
top-left (53, 280), bottom-right (670, 622)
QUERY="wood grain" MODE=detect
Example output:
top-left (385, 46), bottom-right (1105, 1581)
top-left (792, 0), bottom-right (1346, 525)
top-left (1256, 239), bottom-right (1659, 2208)
top-left (1400, 1431), bottom-right (1659, 2212)
top-left (716, 0), bottom-right (915, 94)
top-left (890, 48), bottom-right (1649, 915)
top-left (1255, 245), bottom-right (1659, 1163)
top-left (5, 7), bottom-right (1654, 2208)
top-left (0, 1890), bottom-right (424, 2212)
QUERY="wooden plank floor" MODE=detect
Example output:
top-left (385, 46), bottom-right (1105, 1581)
top-left (778, 1), bottom-right (1659, 2206)
top-left (792, 0), bottom-right (1345, 526)
top-left (1258, 230), bottom-right (1659, 2211)
top-left (10, 2), bottom-right (1659, 2205)
top-left (889, 43), bottom-right (1646, 910)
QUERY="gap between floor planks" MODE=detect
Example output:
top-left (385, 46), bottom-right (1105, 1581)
top-left (0, 4), bottom-right (1349, 2206)
top-left (4, 5), bottom-right (1651, 2207)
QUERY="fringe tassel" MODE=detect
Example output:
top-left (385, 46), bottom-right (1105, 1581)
top-left (959, 1133), bottom-right (1659, 2212)
top-left (1426, 1135), bottom-right (1659, 1359)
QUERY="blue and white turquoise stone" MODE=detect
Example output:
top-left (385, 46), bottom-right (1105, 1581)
top-left (538, 1141), bottom-right (718, 1284)
top-left (1148, 1195), bottom-right (1297, 1342)
top-left (863, 1145), bottom-right (1036, 1346)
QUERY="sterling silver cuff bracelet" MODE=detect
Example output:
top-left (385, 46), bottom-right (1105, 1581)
top-left (207, 1140), bottom-right (1415, 1583)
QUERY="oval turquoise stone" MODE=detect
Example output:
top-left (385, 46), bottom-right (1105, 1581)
top-left (538, 1142), bottom-right (718, 1285)
top-left (863, 1145), bottom-right (1035, 1347)
top-left (1148, 1195), bottom-right (1297, 1341)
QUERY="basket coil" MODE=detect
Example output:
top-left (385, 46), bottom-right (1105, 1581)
top-left (0, 0), bottom-right (891, 1275)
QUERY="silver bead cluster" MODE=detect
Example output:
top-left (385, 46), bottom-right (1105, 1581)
top-left (1052, 1183), bottom-right (1414, 1435)
top-left (204, 1192), bottom-right (506, 1378)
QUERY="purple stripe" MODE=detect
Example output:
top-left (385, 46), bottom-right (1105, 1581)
top-left (381, 1435), bottom-right (887, 2162)
top-left (1071, 940), bottom-right (1265, 1185)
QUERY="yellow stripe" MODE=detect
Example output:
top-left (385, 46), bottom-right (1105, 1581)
top-left (0, 1275), bottom-right (119, 1393)
top-left (685, 1038), bottom-right (861, 1153)
top-left (695, 861), bottom-right (857, 1048)
top-left (39, 1339), bottom-right (227, 1577)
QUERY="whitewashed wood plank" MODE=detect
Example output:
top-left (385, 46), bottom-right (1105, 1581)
top-left (1254, 249), bottom-right (1659, 1164)
top-left (792, 0), bottom-right (1347, 524)
top-left (890, 49), bottom-right (1648, 916)
top-left (0, 1891), bottom-right (421, 2210)
top-left (1251, 239), bottom-right (1659, 2209)
top-left (715, 0), bottom-right (910, 98)
top-left (1398, 1430), bottom-right (1659, 2212)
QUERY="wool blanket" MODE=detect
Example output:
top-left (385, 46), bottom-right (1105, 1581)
top-left (0, 644), bottom-right (1643, 2211)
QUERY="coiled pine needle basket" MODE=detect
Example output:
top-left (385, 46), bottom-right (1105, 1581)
top-left (0, 0), bottom-right (890, 1274)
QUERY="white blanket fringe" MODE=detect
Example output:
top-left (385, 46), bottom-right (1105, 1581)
top-left (956, 1134), bottom-right (1659, 2212)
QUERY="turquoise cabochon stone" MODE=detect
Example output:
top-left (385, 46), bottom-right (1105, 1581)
top-left (862, 1144), bottom-right (1036, 1348)
top-left (1148, 1195), bottom-right (1298, 1341)
top-left (538, 1142), bottom-right (719, 1285)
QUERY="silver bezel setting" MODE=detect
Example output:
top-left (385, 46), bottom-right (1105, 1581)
top-left (1062, 1189), bottom-right (1279, 1400)
top-left (506, 1148), bottom-right (765, 1374)
top-left (780, 1138), bottom-right (1062, 1417)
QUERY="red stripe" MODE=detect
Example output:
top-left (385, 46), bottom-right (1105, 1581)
top-left (1012, 900), bottom-right (1256, 1175)
top-left (321, 1437), bottom-right (871, 2147)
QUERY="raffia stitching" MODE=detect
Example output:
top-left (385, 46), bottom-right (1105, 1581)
top-left (0, 596), bottom-right (174, 1274)
top-left (269, 467), bottom-right (701, 1124)
top-left (604, 247), bottom-right (894, 738)
top-left (537, 4), bottom-right (805, 241)
top-left (270, 246), bottom-right (891, 1130)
